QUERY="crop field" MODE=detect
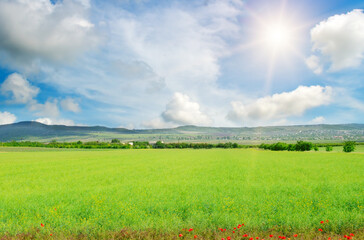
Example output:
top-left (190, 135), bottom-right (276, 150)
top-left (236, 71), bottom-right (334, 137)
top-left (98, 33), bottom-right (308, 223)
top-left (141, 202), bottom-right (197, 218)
top-left (0, 149), bottom-right (363, 239)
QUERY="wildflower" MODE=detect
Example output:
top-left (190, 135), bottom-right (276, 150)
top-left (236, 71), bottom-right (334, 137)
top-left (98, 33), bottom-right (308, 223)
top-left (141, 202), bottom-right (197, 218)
top-left (256, 237), bottom-right (259, 239)
top-left (326, 220), bottom-right (329, 223)
top-left (233, 231), bottom-right (235, 233)
top-left (224, 229), bottom-right (226, 232)
top-left (227, 237), bottom-right (231, 240)
top-left (293, 234), bottom-right (297, 237)
top-left (269, 235), bottom-right (273, 238)
top-left (318, 229), bottom-right (323, 232)
top-left (194, 235), bottom-right (197, 239)
top-left (234, 227), bottom-right (236, 230)
top-left (189, 228), bottom-right (193, 232)
top-left (328, 238), bottom-right (331, 240)
top-left (320, 221), bottom-right (324, 224)
top-left (350, 233), bottom-right (354, 236)
top-left (220, 228), bottom-right (224, 232)
top-left (249, 238), bottom-right (253, 240)
top-left (179, 234), bottom-right (183, 237)
top-left (50, 234), bottom-right (52, 236)
top-left (40, 223), bottom-right (44, 227)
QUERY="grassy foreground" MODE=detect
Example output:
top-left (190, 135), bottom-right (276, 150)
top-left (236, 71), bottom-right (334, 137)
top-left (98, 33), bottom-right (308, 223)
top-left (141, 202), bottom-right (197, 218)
top-left (0, 149), bottom-right (363, 239)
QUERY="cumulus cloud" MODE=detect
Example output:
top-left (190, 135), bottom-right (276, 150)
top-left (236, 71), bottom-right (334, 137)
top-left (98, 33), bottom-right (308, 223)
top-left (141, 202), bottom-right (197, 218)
top-left (310, 116), bottom-right (325, 124)
top-left (35, 118), bottom-right (75, 126)
top-left (309, 9), bottom-right (364, 72)
top-left (141, 118), bottom-right (175, 129)
top-left (305, 55), bottom-right (323, 74)
top-left (227, 85), bottom-right (332, 124)
top-left (0, 0), bottom-right (97, 70)
top-left (60, 98), bottom-right (80, 113)
top-left (0, 111), bottom-right (17, 125)
top-left (0, 73), bottom-right (39, 104)
top-left (161, 92), bottom-right (211, 126)
top-left (29, 100), bottom-right (60, 118)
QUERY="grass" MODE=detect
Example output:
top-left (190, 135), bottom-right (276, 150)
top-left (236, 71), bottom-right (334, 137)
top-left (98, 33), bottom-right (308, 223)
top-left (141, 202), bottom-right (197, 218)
top-left (0, 149), bottom-right (363, 239)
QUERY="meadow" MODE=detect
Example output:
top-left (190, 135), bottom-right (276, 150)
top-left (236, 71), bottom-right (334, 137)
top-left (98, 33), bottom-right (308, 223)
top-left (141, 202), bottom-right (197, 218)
top-left (0, 148), bottom-right (363, 239)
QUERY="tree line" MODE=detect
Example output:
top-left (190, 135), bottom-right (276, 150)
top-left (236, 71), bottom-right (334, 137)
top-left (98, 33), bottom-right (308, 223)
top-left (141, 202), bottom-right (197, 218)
top-left (0, 140), bottom-right (359, 152)
top-left (259, 141), bottom-right (357, 152)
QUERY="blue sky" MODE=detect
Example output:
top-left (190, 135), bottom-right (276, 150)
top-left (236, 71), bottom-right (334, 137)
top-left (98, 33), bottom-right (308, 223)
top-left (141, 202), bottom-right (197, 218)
top-left (0, 0), bottom-right (363, 128)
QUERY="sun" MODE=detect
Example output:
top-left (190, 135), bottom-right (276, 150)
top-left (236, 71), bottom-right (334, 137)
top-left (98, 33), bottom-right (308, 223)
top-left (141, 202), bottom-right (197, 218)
top-left (263, 23), bottom-right (292, 50)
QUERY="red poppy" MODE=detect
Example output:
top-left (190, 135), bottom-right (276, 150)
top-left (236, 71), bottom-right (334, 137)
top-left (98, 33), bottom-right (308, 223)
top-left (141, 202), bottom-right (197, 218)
top-left (233, 231), bottom-right (235, 233)
top-left (249, 238), bottom-right (253, 240)
top-left (227, 237), bottom-right (231, 240)
top-left (224, 229), bottom-right (226, 232)
top-left (50, 234), bottom-right (52, 236)
top-left (179, 234), bottom-right (183, 237)
top-left (40, 223), bottom-right (44, 227)
top-left (269, 235), bottom-right (273, 238)
top-left (347, 237), bottom-right (352, 240)
top-left (328, 237), bottom-right (331, 240)
top-left (293, 234), bottom-right (298, 237)
top-left (256, 237), bottom-right (259, 239)
top-left (189, 228), bottom-right (193, 232)
top-left (320, 221), bottom-right (324, 224)
top-left (318, 229), bottom-right (323, 232)
top-left (243, 234), bottom-right (248, 237)
top-left (326, 220), bottom-right (329, 223)
top-left (222, 238), bottom-right (224, 240)
top-left (234, 227), bottom-right (236, 230)
top-left (220, 228), bottom-right (224, 232)
top-left (350, 233), bottom-right (354, 236)
top-left (194, 235), bottom-right (197, 239)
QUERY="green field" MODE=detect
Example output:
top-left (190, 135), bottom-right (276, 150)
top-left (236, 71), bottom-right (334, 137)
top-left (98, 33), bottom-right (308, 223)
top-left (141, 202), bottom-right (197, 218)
top-left (0, 149), bottom-right (363, 239)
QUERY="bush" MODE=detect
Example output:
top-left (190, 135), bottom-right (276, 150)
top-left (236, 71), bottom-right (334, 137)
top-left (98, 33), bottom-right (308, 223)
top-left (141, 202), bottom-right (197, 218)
top-left (314, 145), bottom-right (319, 151)
top-left (343, 141), bottom-right (355, 152)
top-left (326, 146), bottom-right (333, 152)
top-left (295, 141), bottom-right (313, 151)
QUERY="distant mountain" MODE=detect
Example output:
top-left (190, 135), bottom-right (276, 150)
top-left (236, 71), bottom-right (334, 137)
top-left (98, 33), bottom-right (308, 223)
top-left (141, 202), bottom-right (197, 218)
top-left (0, 121), bottom-right (363, 143)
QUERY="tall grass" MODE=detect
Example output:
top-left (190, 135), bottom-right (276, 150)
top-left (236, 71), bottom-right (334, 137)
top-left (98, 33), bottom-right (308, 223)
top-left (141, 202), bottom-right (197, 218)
top-left (0, 149), bottom-right (363, 236)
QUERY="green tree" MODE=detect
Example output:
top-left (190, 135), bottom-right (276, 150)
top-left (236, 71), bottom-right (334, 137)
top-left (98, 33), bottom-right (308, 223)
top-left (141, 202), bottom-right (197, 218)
top-left (111, 139), bottom-right (120, 144)
top-left (325, 146), bottom-right (333, 152)
top-left (343, 141), bottom-right (355, 152)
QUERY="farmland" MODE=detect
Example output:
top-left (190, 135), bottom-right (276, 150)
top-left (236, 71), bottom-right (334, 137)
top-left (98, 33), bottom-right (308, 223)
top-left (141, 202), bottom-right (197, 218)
top-left (0, 148), bottom-right (363, 239)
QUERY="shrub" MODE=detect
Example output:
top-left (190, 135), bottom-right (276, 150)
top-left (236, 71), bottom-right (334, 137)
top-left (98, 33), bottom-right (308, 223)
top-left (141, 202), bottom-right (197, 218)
top-left (326, 146), bottom-right (333, 152)
top-left (343, 141), bottom-right (355, 152)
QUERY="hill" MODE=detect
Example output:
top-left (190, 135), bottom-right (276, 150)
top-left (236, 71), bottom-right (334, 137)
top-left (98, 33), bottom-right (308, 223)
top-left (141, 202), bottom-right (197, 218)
top-left (0, 121), bottom-right (363, 143)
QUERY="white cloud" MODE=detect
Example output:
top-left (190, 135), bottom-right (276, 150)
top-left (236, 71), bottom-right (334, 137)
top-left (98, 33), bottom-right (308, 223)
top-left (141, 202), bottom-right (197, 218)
top-left (305, 55), bottom-right (323, 74)
top-left (161, 92), bottom-right (211, 126)
top-left (29, 100), bottom-right (60, 118)
top-left (0, 0), bottom-right (97, 70)
top-left (310, 116), bottom-right (325, 124)
top-left (35, 117), bottom-right (75, 126)
top-left (60, 98), bottom-right (80, 113)
top-left (141, 118), bottom-right (175, 129)
top-left (0, 111), bottom-right (17, 125)
top-left (309, 9), bottom-right (364, 72)
top-left (1, 73), bottom-right (39, 104)
top-left (227, 85), bottom-right (332, 124)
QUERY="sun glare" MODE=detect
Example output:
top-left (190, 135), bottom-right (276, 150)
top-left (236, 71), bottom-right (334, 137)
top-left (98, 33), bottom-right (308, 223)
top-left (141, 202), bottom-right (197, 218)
top-left (264, 23), bottom-right (291, 49)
